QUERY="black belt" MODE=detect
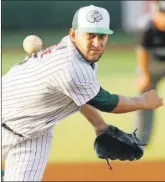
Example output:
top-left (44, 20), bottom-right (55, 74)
top-left (2, 123), bottom-right (23, 137)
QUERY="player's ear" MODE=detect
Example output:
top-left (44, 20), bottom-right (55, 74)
top-left (69, 28), bottom-right (77, 43)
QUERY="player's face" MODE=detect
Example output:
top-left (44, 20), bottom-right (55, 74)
top-left (71, 29), bottom-right (108, 63)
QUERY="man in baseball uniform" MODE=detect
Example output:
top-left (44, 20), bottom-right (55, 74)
top-left (134, 0), bottom-right (165, 145)
top-left (2, 5), bottom-right (163, 181)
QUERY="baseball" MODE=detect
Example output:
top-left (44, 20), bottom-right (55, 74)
top-left (23, 35), bottom-right (43, 54)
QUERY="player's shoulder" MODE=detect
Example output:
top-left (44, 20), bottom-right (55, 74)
top-left (65, 59), bottom-right (95, 74)
top-left (63, 60), bottom-right (97, 84)
top-left (39, 35), bottom-right (69, 60)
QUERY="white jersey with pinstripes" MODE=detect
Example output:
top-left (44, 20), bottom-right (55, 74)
top-left (2, 35), bottom-right (100, 138)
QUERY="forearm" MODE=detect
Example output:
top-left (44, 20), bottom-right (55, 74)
top-left (80, 104), bottom-right (108, 134)
top-left (87, 87), bottom-right (146, 113)
top-left (87, 87), bottom-right (162, 114)
top-left (137, 46), bottom-right (149, 73)
top-left (111, 95), bottom-right (144, 113)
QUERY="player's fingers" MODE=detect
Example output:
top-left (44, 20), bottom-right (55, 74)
top-left (158, 97), bottom-right (163, 102)
top-left (160, 98), bottom-right (164, 105)
top-left (157, 97), bottom-right (164, 106)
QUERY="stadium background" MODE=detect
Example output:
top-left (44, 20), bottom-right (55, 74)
top-left (2, 1), bottom-right (165, 181)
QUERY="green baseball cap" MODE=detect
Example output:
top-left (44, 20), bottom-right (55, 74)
top-left (72, 5), bottom-right (114, 35)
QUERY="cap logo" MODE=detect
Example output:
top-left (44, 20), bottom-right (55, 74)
top-left (86, 10), bottom-right (103, 23)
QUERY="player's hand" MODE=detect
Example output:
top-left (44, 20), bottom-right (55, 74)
top-left (136, 74), bottom-right (152, 92)
top-left (95, 123), bottom-right (108, 136)
top-left (140, 90), bottom-right (164, 109)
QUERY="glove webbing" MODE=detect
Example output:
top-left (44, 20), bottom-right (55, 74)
top-left (106, 158), bottom-right (113, 170)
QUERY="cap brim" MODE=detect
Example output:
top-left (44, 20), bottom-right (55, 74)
top-left (76, 27), bottom-right (114, 35)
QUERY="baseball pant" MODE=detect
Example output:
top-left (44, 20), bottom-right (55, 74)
top-left (134, 60), bottom-right (165, 144)
top-left (2, 126), bottom-right (53, 181)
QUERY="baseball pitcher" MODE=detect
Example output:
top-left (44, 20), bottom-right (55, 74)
top-left (2, 5), bottom-right (163, 181)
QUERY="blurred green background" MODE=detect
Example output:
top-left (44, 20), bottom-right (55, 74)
top-left (2, 0), bottom-right (165, 165)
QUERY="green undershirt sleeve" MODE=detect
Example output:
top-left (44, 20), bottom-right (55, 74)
top-left (87, 87), bottom-right (119, 112)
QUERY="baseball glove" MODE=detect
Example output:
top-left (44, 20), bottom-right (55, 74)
top-left (94, 125), bottom-right (146, 170)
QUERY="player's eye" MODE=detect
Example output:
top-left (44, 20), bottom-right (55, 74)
top-left (98, 34), bottom-right (107, 40)
top-left (86, 33), bottom-right (107, 40)
top-left (86, 33), bottom-right (96, 39)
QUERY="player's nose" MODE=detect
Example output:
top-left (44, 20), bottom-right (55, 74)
top-left (92, 36), bottom-right (101, 48)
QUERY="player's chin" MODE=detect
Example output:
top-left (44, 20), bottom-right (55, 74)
top-left (87, 54), bottom-right (102, 63)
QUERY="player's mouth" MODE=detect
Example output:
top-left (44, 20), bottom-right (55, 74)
top-left (91, 48), bottom-right (100, 51)
top-left (90, 49), bottom-right (101, 54)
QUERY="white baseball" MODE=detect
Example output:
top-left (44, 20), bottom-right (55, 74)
top-left (23, 35), bottom-right (43, 54)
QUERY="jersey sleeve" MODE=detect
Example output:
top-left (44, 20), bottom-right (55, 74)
top-left (55, 62), bottom-right (100, 106)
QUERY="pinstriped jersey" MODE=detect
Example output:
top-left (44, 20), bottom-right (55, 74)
top-left (2, 36), bottom-right (100, 138)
